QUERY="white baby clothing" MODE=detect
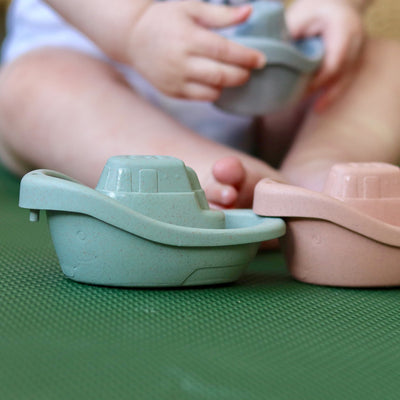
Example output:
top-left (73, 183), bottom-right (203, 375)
top-left (2, 0), bottom-right (260, 151)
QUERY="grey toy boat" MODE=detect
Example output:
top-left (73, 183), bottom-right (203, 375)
top-left (215, 1), bottom-right (324, 116)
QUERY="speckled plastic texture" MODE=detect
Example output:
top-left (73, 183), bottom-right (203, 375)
top-left (2, 165), bottom-right (400, 399)
top-left (253, 162), bottom-right (400, 287)
top-left (19, 156), bottom-right (285, 286)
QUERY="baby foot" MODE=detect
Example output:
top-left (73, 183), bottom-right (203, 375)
top-left (202, 155), bottom-right (284, 249)
top-left (200, 152), bottom-right (289, 209)
top-left (204, 156), bottom-right (247, 209)
top-left (204, 156), bottom-right (285, 209)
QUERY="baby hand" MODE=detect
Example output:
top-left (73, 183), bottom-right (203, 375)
top-left (125, 1), bottom-right (266, 101)
top-left (286, 0), bottom-right (365, 90)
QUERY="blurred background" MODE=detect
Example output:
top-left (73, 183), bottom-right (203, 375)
top-left (285, 0), bottom-right (400, 39)
top-left (0, 0), bottom-right (8, 41)
top-left (364, 0), bottom-right (400, 39)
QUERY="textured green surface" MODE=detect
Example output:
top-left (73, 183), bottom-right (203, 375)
top-left (1, 166), bottom-right (400, 400)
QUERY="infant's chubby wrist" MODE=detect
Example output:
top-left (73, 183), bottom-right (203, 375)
top-left (111, 0), bottom-right (153, 64)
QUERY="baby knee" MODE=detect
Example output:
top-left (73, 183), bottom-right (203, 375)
top-left (0, 50), bottom-right (53, 115)
top-left (0, 48), bottom-right (120, 118)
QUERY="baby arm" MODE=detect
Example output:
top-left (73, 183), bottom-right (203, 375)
top-left (44, 0), bottom-right (266, 101)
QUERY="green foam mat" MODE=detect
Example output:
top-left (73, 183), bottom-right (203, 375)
top-left (1, 166), bottom-right (400, 400)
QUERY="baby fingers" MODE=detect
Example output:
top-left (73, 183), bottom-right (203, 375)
top-left (192, 30), bottom-right (266, 70)
top-left (186, 57), bottom-right (251, 88)
top-left (178, 82), bottom-right (222, 102)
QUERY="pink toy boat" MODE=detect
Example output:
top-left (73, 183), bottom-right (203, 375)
top-left (253, 162), bottom-right (400, 287)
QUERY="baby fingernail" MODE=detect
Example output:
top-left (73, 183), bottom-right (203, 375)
top-left (237, 4), bottom-right (252, 13)
top-left (221, 188), bottom-right (234, 205)
top-left (256, 54), bottom-right (267, 69)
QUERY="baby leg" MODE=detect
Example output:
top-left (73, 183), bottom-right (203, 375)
top-left (0, 47), bottom-right (283, 208)
top-left (280, 39), bottom-right (400, 191)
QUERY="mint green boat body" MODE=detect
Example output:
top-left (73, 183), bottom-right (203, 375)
top-left (19, 156), bottom-right (285, 287)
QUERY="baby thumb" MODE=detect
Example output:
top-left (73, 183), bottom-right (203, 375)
top-left (190, 2), bottom-right (252, 29)
top-left (286, 4), bottom-right (319, 38)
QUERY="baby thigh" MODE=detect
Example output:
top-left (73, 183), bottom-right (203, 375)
top-left (0, 48), bottom-right (263, 189)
